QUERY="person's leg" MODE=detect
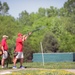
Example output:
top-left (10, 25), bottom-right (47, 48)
top-left (20, 58), bottom-right (25, 69)
top-left (13, 52), bottom-right (19, 69)
top-left (1, 51), bottom-right (8, 68)
top-left (12, 57), bottom-right (18, 69)
top-left (1, 59), bottom-right (5, 68)
top-left (19, 52), bottom-right (25, 69)
top-left (20, 52), bottom-right (24, 67)
top-left (20, 58), bottom-right (23, 66)
top-left (13, 58), bottom-right (18, 66)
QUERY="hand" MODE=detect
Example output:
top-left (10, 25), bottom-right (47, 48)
top-left (3, 51), bottom-right (5, 54)
top-left (28, 32), bottom-right (32, 35)
top-left (23, 35), bottom-right (26, 38)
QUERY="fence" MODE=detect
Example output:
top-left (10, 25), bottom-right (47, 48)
top-left (32, 53), bottom-right (75, 62)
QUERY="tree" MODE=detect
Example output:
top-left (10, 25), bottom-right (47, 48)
top-left (46, 6), bottom-right (58, 17)
top-left (0, 1), bottom-right (2, 14)
top-left (42, 33), bottom-right (59, 52)
top-left (19, 10), bottom-right (30, 25)
top-left (0, 1), bottom-right (9, 15)
top-left (2, 2), bottom-right (9, 15)
top-left (64, 0), bottom-right (75, 16)
top-left (38, 7), bottom-right (46, 17)
top-left (59, 8), bottom-right (68, 17)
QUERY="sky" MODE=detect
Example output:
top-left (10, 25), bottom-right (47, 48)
top-left (0, 0), bottom-right (68, 18)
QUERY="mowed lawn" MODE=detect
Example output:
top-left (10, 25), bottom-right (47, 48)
top-left (0, 62), bottom-right (75, 69)
top-left (23, 62), bottom-right (75, 69)
top-left (0, 62), bottom-right (75, 75)
top-left (6, 69), bottom-right (75, 75)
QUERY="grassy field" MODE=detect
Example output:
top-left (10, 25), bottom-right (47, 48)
top-left (6, 69), bottom-right (75, 75)
top-left (0, 62), bottom-right (75, 75)
top-left (22, 62), bottom-right (75, 69)
top-left (0, 62), bottom-right (75, 69)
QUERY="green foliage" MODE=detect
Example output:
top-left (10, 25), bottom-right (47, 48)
top-left (64, 0), bottom-right (75, 16)
top-left (19, 10), bottom-right (31, 26)
top-left (46, 6), bottom-right (59, 17)
top-left (65, 16), bottom-right (75, 34)
top-left (0, 15), bottom-right (22, 59)
top-left (42, 33), bottom-right (59, 52)
top-left (0, 0), bottom-right (75, 62)
top-left (0, 1), bottom-right (9, 15)
top-left (23, 41), bottom-right (33, 62)
top-left (38, 7), bottom-right (46, 17)
top-left (2, 2), bottom-right (9, 15)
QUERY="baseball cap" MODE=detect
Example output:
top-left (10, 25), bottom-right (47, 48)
top-left (18, 33), bottom-right (23, 37)
top-left (3, 35), bottom-right (8, 38)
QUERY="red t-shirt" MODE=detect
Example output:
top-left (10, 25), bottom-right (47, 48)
top-left (1, 38), bottom-right (8, 51)
top-left (15, 37), bottom-right (23, 52)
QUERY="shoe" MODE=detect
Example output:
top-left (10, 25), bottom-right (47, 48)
top-left (20, 66), bottom-right (25, 69)
top-left (2, 66), bottom-right (5, 68)
top-left (12, 66), bottom-right (17, 69)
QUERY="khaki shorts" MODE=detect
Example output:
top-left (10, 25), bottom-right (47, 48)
top-left (16, 52), bottom-right (24, 59)
top-left (2, 51), bottom-right (8, 59)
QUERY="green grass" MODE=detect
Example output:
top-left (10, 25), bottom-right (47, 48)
top-left (1, 62), bottom-right (75, 69)
top-left (0, 62), bottom-right (75, 75)
top-left (25, 62), bottom-right (75, 69)
top-left (6, 69), bottom-right (75, 75)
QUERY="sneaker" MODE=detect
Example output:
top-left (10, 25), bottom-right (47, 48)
top-left (20, 66), bottom-right (25, 69)
top-left (2, 66), bottom-right (5, 68)
top-left (12, 66), bottom-right (17, 69)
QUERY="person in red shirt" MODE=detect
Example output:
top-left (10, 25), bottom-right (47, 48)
top-left (1, 35), bottom-right (8, 68)
top-left (13, 32), bottom-right (31, 69)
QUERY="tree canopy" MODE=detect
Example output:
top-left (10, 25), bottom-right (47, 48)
top-left (0, 0), bottom-right (75, 57)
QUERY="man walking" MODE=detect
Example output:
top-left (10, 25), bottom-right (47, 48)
top-left (1, 35), bottom-right (8, 68)
top-left (13, 32), bottom-right (31, 69)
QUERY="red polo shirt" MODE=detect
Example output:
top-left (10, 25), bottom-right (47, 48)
top-left (1, 38), bottom-right (8, 51)
top-left (15, 37), bottom-right (23, 52)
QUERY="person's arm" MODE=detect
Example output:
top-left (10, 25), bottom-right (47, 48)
top-left (1, 46), bottom-right (5, 54)
top-left (1, 40), bottom-right (5, 53)
top-left (23, 32), bottom-right (32, 41)
top-left (22, 35), bottom-right (26, 41)
top-left (1, 46), bottom-right (4, 51)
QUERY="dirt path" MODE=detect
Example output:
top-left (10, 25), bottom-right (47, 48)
top-left (65, 69), bottom-right (75, 74)
top-left (0, 68), bottom-right (75, 75)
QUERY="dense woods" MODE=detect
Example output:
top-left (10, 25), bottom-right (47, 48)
top-left (0, 0), bottom-right (75, 61)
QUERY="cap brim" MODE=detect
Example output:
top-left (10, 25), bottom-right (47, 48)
top-left (3, 36), bottom-right (8, 38)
